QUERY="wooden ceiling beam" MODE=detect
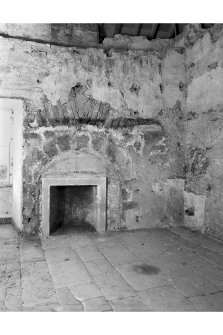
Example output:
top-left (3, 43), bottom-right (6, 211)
top-left (137, 24), bottom-right (143, 36)
top-left (167, 24), bottom-right (175, 38)
top-left (152, 24), bottom-right (160, 39)
top-left (98, 24), bottom-right (103, 43)
top-left (174, 23), bottom-right (179, 37)
top-left (114, 24), bottom-right (123, 36)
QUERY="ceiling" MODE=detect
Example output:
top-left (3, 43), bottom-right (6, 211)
top-left (98, 23), bottom-right (214, 43)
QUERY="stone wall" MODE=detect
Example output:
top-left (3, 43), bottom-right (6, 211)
top-left (102, 34), bottom-right (174, 52)
top-left (176, 24), bottom-right (223, 238)
top-left (1, 24), bottom-right (223, 237)
top-left (0, 30), bottom-right (186, 235)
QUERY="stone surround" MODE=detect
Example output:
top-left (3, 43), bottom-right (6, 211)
top-left (42, 176), bottom-right (106, 236)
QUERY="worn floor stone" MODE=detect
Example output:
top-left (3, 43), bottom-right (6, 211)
top-left (0, 224), bottom-right (223, 311)
top-left (5, 286), bottom-right (22, 311)
top-left (0, 301), bottom-right (7, 311)
top-left (21, 260), bottom-right (58, 309)
top-left (59, 304), bottom-right (83, 312)
top-left (169, 274), bottom-right (221, 298)
top-left (22, 303), bottom-right (61, 312)
top-left (45, 246), bottom-right (82, 265)
top-left (20, 238), bottom-right (45, 263)
top-left (188, 295), bottom-right (219, 312)
top-left (109, 296), bottom-right (150, 312)
top-left (82, 297), bottom-right (112, 312)
top-left (96, 244), bottom-right (140, 266)
top-left (138, 286), bottom-right (195, 311)
top-left (202, 292), bottom-right (223, 311)
top-left (115, 262), bottom-right (169, 291)
top-left (69, 283), bottom-right (102, 302)
top-left (56, 287), bottom-right (81, 306)
top-left (0, 245), bottom-right (20, 264)
top-left (48, 260), bottom-right (93, 289)
top-left (93, 271), bottom-right (137, 300)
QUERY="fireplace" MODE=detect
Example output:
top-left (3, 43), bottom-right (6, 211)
top-left (42, 176), bottom-right (107, 236)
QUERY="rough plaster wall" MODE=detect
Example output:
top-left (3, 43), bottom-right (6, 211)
top-left (0, 34), bottom-right (186, 234)
top-left (179, 24), bottom-right (223, 238)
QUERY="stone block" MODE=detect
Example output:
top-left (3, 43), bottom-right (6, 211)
top-left (109, 296), bottom-right (149, 312)
top-left (21, 260), bottom-right (58, 309)
top-left (43, 141), bottom-right (58, 158)
top-left (138, 285), bottom-right (195, 311)
top-left (56, 287), bottom-right (81, 306)
top-left (69, 283), bottom-right (102, 302)
top-left (56, 134), bottom-right (71, 152)
top-left (76, 134), bottom-right (89, 149)
top-left (93, 271), bottom-right (136, 300)
top-left (184, 191), bottom-right (206, 231)
top-left (116, 262), bottom-right (169, 291)
top-left (83, 297), bottom-right (111, 312)
top-left (47, 259), bottom-right (93, 289)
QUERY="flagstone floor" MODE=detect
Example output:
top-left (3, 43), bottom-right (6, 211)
top-left (0, 223), bottom-right (223, 311)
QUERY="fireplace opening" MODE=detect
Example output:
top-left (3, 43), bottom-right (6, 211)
top-left (42, 176), bottom-right (106, 236)
top-left (49, 185), bottom-right (97, 234)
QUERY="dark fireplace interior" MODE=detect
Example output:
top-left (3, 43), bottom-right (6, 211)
top-left (49, 185), bottom-right (97, 234)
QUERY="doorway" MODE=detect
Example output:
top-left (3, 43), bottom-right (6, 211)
top-left (0, 99), bottom-right (23, 231)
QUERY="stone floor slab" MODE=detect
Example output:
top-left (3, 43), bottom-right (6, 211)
top-left (138, 285), bottom-right (195, 311)
top-left (56, 287), bottom-right (81, 306)
top-left (84, 258), bottom-right (114, 277)
top-left (77, 246), bottom-right (106, 263)
top-left (0, 301), bottom-right (7, 311)
top-left (83, 296), bottom-right (112, 312)
top-left (20, 238), bottom-right (45, 263)
top-left (45, 246), bottom-right (82, 265)
top-left (69, 283), bottom-right (102, 302)
top-left (96, 244), bottom-right (140, 266)
top-left (188, 295), bottom-right (218, 311)
top-left (94, 271), bottom-right (137, 300)
top-left (59, 304), bottom-right (83, 312)
top-left (116, 262), bottom-right (169, 291)
top-left (21, 260), bottom-right (58, 309)
top-left (169, 274), bottom-right (221, 298)
top-left (203, 292), bottom-right (223, 311)
top-left (22, 303), bottom-right (61, 312)
top-left (48, 260), bottom-right (93, 289)
top-left (109, 296), bottom-right (150, 311)
top-left (5, 286), bottom-right (22, 311)
top-left (0, 245), bottom-right (20, 264)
